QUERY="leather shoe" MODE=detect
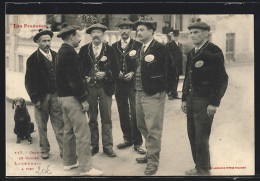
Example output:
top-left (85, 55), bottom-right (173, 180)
top-left (134, 145), bottom-right (146, 155)
top-left (117, 141), bottom-right (133, 149)
top-left (103, 148), bottom-right (117, 157)
top-left (41, 152), bottom-right (50, 159)
top-left (145, 163), bottom-right (158, 175)
top-left (185, 168), bottom-right (198, 175)
top-left (92, 147), bottom-right (99, 156)
top-left (136, 156), bottom-right (147, 163)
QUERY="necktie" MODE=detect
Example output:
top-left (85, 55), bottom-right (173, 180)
top-left (140, 45), bottom-right (146, 57)
top-left (94, 46), bottom-right (99, 58)
top-left (122, 40), bottom-right (127, 49)
top-left (46, 54), bottom-right (52, 61)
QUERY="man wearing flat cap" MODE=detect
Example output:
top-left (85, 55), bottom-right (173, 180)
top-left (25, 29), bottom-right (64, 159)
top-left (133, 16), bottom-right (172, 175)
top-left (55, 23), bottom-right (103, 176)
top-left (112, 17), bottom-right (145, 155)
top-left (166, 29), bottom-right (183, 100)
top-left (79, 23), bottom-right (119, 157)
top-left (181, 18), bottom-right (228, 176)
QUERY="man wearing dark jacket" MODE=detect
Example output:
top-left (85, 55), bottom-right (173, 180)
top-left (79, 23), bottom-right (119, 157)
top-left (55, 23), bottom-right (103, 176)
top-left (181, 19), bottom-right (228, 176)
top-left (166, 29), bottom-right (183, 99)
top-left (25, 29), bottom-right (64, 159)
top-left (112, 17), bottom-right (145, 154)
top-left (133, 17), bottom-right (172, 175)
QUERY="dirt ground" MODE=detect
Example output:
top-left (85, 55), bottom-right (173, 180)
top-left (5, 63), bottom-right (254, 177)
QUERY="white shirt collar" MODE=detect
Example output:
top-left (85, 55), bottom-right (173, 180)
top-left (195, 40), bottom-right (208, 51)
top-left (92, 42), bottom-right (103, 50)
top-left (121, 37), bottom-right (131, 45)
top-left (143, 38), bottom-right (153, 51)
top-left (39, 48), bottom-right (52, 61)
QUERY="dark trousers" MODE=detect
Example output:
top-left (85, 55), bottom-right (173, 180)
top-left (115, 83), bottom-right (143, 146)
top-left (87, 86), bottom-right (113, 149)
top-left (169, 75), bottom-right (179, 98)
top-left (186, 94), bottom-right (213, 175)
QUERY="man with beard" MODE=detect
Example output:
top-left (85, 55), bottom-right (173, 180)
top-left (55, 23), bottom-right (103, 176)
top-left (181, 19), bottom-right (228, 176)
top-left (133, 17), bottom-right (171, 175)
top-left (79, 23), bottom-right (119, 157)
top-left (166, 29), bottom-right (183, 100)
top-left (25, 29), bottom-right (64, 159)
top-left (112, 17), bottom-right (145, 155)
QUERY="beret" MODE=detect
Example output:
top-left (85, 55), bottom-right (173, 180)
top-left (116, 17), bottom-right (134, 27)
top-left (57, 22), bottom-right (80, 38)
top-left (33, 29), bottom-right (53, 43)
top-left (188, 18), bottom-right (210, 31)
top-left (134, 16), bottom-right (157, 31)
top-left (85, 23), bottom-right (108, 34)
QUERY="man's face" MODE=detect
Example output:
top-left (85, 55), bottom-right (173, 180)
top-left (90, 29), bottom-right (103, 44)
top-left (189, 28), bottom-right (208, 45)
top-left (136, 25), bottom-right (153, 43)
top-left (37, 35), bottom-right (51, 53)
top-left (71, 30), bottom-right (82, 48)
top-left (119, 25), bottom-right (131, 40)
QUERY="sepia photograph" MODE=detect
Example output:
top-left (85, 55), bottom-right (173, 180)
top-left (5, 11), bottom-right (254, 177)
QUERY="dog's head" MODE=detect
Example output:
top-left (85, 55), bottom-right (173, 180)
top-left (12, 97), bottom-right (26, 109)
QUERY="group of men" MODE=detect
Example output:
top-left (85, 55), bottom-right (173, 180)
top-left (25, 16), bottom-right (228, 176)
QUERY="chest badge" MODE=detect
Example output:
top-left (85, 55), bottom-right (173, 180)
top-left (145, 54), bottom-right (154, 62)
top-left (195, 60), bottom-right (204, 68)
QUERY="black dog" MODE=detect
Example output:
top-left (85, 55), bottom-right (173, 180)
top-left (12, 97), bottom-right (34, 144)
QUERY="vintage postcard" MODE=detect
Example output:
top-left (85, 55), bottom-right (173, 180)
top-left (5, 10), bottom-right (254, 177)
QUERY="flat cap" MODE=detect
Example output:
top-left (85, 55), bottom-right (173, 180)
top-left (33, 29), bottom-right (53, 43)
top-left (116, 17), bottom-right (134, 27)
top-left (134, 16), bottom-right (157, 31)
top-left (57, 22), bottom-right (80, 38)
top-left (188, 18), bottom-right (210, 31)
top-left (85, 23), bottom-right (108, 34)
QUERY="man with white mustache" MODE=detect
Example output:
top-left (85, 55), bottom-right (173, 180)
top-left (79, 23), bottom-right (119, 158)
top-left (112, 17), bottom-right (145, 155)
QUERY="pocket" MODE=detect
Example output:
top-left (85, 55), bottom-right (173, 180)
top-left (150, 74), bottom-right (163, 79)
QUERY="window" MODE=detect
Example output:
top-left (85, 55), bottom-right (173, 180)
top-left (18, 55), bottom-right (24, 72)
top-left (226, 33), bottom-right (235, 61)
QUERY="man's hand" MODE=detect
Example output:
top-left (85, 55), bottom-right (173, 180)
top-left (81, 100), bottom-right (89, 112)
top-left (124, 72), bottom-right (134, 81)
top-left (118, 71), bottom-right (124, 79)
top-left (95, 71), bottom-right (106, 80)
top-left (35, 101), bottom-right (41, 109)
top-left (207, 105), bottom-right (217, 117)
top-left (85, 76), bottom-right (91, 83)
top-left (181, 101), bottom-right (188, 114)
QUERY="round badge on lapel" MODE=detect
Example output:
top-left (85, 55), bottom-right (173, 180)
top-left (195, 60), bottom-right (204, 68)
top-left (100, 56), bottom-right (107, 62)
top-left (129, 50), bottom-right (136, 57)
top-left (145, 54), bottom-right (154, 62)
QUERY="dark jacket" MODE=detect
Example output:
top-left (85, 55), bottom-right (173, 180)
top-left (79, 42), bottom-right (119, 96)
top-left (54, 43), bottom-right (88, 102)
top-left (112, 38), bottom-right (142, 87)
top-left (182, 41), bottom-right (228, 107)
top-left (25, 48), bottom-right (57, 104)
top-left (137, 39), bottom-right (172, 95)
top-left (166, 40), bottom-right (183, 75)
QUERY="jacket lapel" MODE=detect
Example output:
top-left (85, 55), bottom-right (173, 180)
top-left (88, 42), bottom-right (96, 63)
top-left (140, 39), bottom-right (155, 60)
top-left (191, 40), bottom-right (210, 61)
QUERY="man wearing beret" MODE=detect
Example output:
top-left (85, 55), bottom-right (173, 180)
top-left (181, 19), bottom-right (228, 176)
top-left (79, 23), bottom-right (119, 157)
top-left (133, 17), bottom-right (172, 175)
top-left (55, 23), bottom-right (103, 176)
top-left (112, 17), bottom-right (145, 154)
top-left (25, 29), bottom-right (64, 159)
top-left (166, 29), bottom-right (183, 100)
